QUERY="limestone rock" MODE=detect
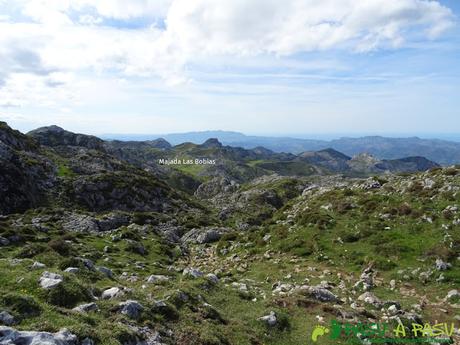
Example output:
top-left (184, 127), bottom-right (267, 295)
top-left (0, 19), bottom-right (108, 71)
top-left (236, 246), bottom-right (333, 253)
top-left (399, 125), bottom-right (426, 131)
top-left (30, 262), bottom-right (46, 270)
top-left (146, 275), bottom-right (170, 284)
top-left (96, 266), bottom-right (113, 278)
top-left (0, 312), bottom-right (15, 326)
top-left (0, 327), bottom-right (78, 345)
top-left (72, 303), bottom-right (98, 313)
top-left (118, 300), bottom-right (144, 319)
top-left (183, 268), bottom-right (204, 279)
top-left (39, 272), bottom-right (63, 289)
top-left (101, 287), bottom-right (123, 300)
top-left (258, 311), bottom-right (277, 327)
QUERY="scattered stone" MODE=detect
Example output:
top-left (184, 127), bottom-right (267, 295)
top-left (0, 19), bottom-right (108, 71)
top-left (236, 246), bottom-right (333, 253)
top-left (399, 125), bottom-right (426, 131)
top-left (64, 267), bottom-right (79, 274)
top-left (435, 259), bottom-right (451, 271)
top-left (361, 178), bottom-right (381, 190)
top-left (101, 287), bottom-right (123, 300)
top-left (96, 266), bottom-right (113, 278)
top-left (73, 302), bottom-right (98, 313)
top-left (81, 338), bottom-right (95, 345)
top-left (63, 214), bottom-right (100, 233)
top-left (30, 261), bottom-right (46, 270)
top-left (80, 258), bottom-right (95, 270)
top-left (97, 213), bottom-right (130, 231)
top-left (146, 275), bottom-right (170, 284)
top-left (388, 305), bottom-right (399, 315)
top-left (0, 237), bottom-right (10, 246)
top-left (39, 271), bottom-right (63, 289)
top-left (231, 282), bottom-right (248, 292)
top-left (354, 265), bottom-right (374, 291)
top-left (183, 268), bottom-right (204, 279)
top-left (436, 273), bottom-right (445, 282)
top-left (300, 286), bottom-right (338, 302)
top-left (206, 273), bottom-right (219, 284)
top-left (357, 292), bottom-right (381, 307)
top-left (118, 300), bottom-right (144, 319)
top-left (418, 271), bottom-right (431, 283)
top-left (0, 327), bottom-right (77, 345)
top-left (272, 283), bottom-right (294, 295)
top-left (196, 229), bottom-right (222, 244)
top-left (389, 279), bottom-right (396, 290)
top-left (182, 227), bottom-right (230, 244)
top-left (0, 311), bottom-right (15, 326)
top-left (446, 289), bottom-right (460, 301)
top-left (258, 311), bottom-right (277, 327)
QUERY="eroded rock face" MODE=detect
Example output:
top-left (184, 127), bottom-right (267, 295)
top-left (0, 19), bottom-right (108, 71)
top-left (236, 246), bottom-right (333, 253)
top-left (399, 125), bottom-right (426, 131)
top-left (27, 126), bottom-right (105, 151)
top-left (194, 177), bottom-right (239, 199)
top-left (0, 327), bottom-right (78, 345)
top-left (62, 214), bottom-right (100, 233)
top-left (62, 212), bottom-right (132, 233)
top-left (0, 123), bottom-right (55, 215)
top-left (69, 172), bottom-right (173, 212)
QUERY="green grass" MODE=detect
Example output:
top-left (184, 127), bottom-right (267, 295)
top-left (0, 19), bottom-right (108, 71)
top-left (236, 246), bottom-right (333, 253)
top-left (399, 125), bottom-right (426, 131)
top-left (0, 168), bottom-right (459, 344)
top-left (57, 164), bottom-right (75, 178)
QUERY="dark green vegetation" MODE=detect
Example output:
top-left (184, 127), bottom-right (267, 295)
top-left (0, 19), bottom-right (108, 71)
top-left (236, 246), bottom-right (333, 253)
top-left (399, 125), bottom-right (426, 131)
top-left (0, 122), bottom-right (459, 345)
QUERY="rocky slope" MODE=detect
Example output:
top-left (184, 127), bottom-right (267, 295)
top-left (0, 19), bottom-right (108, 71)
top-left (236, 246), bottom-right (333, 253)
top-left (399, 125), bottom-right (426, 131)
top-left (0, 122), bottom-right (459, 345)
top-left (298, 149), bottom-right (439, 174)
top-left (0, 123), bottom-right (199, 216)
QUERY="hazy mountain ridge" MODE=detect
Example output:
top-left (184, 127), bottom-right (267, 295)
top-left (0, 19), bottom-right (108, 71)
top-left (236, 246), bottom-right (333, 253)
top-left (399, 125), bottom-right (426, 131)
top-left (103, 131), bottom-right (460, 165)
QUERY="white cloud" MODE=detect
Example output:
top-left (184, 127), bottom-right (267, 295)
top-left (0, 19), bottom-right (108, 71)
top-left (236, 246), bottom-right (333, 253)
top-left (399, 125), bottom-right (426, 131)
top-left (0, 0), bottom-right (455, 113)
top-left (164, 0), bottom-right (454, 56)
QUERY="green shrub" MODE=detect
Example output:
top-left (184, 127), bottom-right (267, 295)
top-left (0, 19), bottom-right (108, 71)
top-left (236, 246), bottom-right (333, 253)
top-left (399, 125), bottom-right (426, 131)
top-left (0, 293), bottom-right (41, 318)
top-left (443, 167), bottom-right (458, 176)
top-left (16, 243), bottom-right (47, 258)
top-left (296, 211), bottom-right (335, 230)
top-left (374, 258), bottom-right (397, 271)
top-left (44, 279), bottom-right (92, 308)
top-left (48, 238), bottom-right (75, 256)
top-left (125, 240), bottom-right (148, 256)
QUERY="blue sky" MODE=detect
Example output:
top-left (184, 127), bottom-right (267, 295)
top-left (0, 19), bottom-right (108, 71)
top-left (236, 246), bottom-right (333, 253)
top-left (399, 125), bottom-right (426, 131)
top-left (0, 0), bottom-right (459, 136)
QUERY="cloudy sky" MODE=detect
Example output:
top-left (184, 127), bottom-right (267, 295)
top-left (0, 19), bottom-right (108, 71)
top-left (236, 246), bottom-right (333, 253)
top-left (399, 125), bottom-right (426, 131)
top-left (0, 0), bottom-right (459, 136)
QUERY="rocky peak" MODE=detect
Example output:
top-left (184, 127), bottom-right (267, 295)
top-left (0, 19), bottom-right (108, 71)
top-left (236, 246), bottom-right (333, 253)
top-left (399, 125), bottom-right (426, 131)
top-left (351, 152), bottom-right (380, 165)
top-left (0, 122), bottom-right (38, 152)
top-left (317, 148), bottom-right (351, 160)
top-left (27, 125), bottom-right (104, 151)
top-left (201, 138), bottom-right (222, 148)
top-left (148, 138), bottom-right (172, 150)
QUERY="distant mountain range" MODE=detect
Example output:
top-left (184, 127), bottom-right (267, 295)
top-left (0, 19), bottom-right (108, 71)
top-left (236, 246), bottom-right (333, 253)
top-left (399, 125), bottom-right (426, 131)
top-left (0, 122), bottom-right (439, 214)
top-left (102, 131), bottom-right (460, 166)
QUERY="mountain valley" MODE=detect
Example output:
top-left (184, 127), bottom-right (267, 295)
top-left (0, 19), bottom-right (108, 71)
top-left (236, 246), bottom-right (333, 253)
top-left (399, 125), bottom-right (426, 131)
top-left (0, 122), bottom-right (459, 345)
